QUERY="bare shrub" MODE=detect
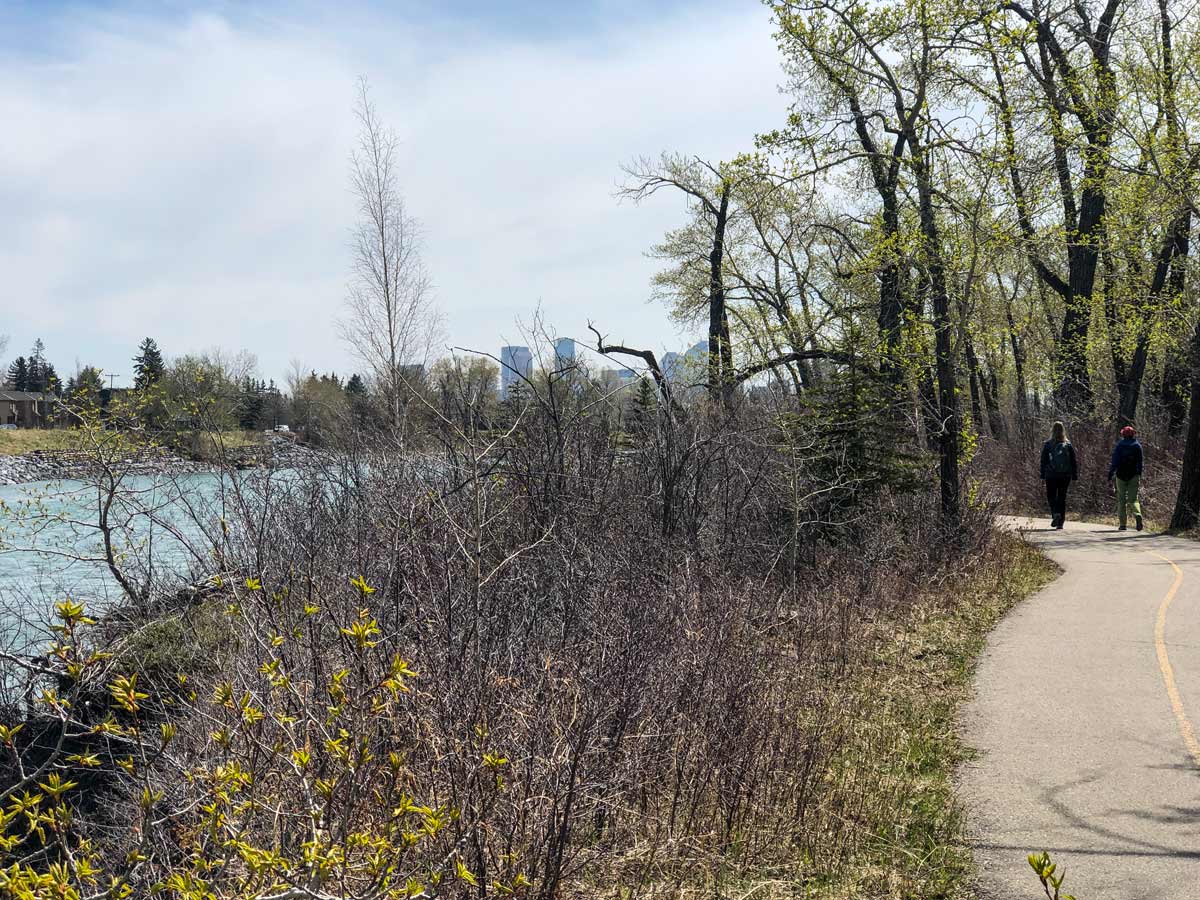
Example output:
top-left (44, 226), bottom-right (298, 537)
top-left (1, 379), bottom-right (999, 897)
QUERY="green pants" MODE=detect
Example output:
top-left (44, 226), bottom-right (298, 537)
top-left (1116, 475), bottom-right (1142, 526)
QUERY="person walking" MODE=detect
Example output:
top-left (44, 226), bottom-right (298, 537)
top-left (1040, 421), bottom-right (1078, 529)
top-left (1108, 425), bottom-right (1144, 532)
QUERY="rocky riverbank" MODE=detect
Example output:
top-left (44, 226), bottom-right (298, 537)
top-left (0, 435), bottom-right (320, 485)
top-left (0, 449), bottom-right (201, 485)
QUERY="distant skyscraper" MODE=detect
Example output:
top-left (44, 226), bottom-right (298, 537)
top-left (553, 338), bottom-right (576, 369)
top-left (399, 363), bottom-right (426, 385)
top-left (661, 351), bottom-right (682, 382)
top-left (597, 368), bottom-right (627, 394)
top-left (683, 341), bottom-right (710, 383)
top-left (500, 345), bottom-right (533, 398)
top-left (655, 341), bottom-right (709, 397)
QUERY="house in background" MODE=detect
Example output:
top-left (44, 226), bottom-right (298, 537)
top-left (0, 391), bottom-right (47, 427)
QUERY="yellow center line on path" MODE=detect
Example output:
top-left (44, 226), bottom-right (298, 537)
top-left (1149, 550), bottom-right (1200, 768)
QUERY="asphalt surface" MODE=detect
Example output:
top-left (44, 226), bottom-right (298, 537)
top-left (960, 517), bottom-right (1200, 900)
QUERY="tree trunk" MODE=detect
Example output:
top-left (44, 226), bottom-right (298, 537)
top-left (1116, 213), bottom-right (1188, 426)
top-left (1157, 0), bottom-right (1190, 436)
top-left (985, 366), bottom-right (1007, 440)
top-left (964, 332), bottom-right (984, 433)
top-left (1164, 212), bottom-right (1193, 434)
top-left (1163, 360), bottom-right (1190, 435)
top-left (932, 300), bottom-right (960, 520)
top-left (839, 86), bottom-right (905, 385)
top-left (720, 304), bottom-right (735, 407)
top-left (878, 192), bottom-right (904, 384)
top-left (909, 133), bottom-right (959, 521)
top-left (968, 367), bottom-right (983, 434)
top-left (1172, 322), bottom-right (1200, 529)
top-left (1007, 306), bottom-right (1029, 420)
top-left (797, 290), bottom-right (822, 387)
top-left (1056, 187), bottom-right (1104, 413)
top-left (960, 302), bottom-right (1004, 439)
top-left (918, 369), bottom-right (938, 451)
top-left (1118, 339), bottom-right (1149, 427)
top-left (707, 184), bottom-right (732, 405)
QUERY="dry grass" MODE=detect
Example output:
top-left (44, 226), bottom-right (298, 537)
top-left (614, 533), bottom-right (1058, 900)
top-left (0, 428), bottom-right (263, 458)
top-left (0, 428), bottom-right (80, 455)
top-left (809, 533), bottom-right (1058, 899)
top-left (213, 429), bottom-right (262, 449)
top-left (173, 429), bottom-right (263, 460)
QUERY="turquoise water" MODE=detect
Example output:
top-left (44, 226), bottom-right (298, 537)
top-left (0, 473), bottom-right (235, 650)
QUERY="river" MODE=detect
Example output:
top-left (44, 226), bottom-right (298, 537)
top-left (0, 472), bottom-right (242, 651)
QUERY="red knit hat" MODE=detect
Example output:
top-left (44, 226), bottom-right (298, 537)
top-left (1121, 425), bottom-right (1136, 438)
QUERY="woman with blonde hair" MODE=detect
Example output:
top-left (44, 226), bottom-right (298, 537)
top-left (1040, 421), bottom-right (1079, 529)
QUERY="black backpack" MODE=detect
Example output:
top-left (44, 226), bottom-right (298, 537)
top-left (1115, 443), bottom-right (1140, 481)
top-left (1048, 441), bottom-right (1073, 475)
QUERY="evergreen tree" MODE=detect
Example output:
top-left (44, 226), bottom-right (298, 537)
top-left (26, 339), bottom-right (46, 393)
top-left (498, 381), bottom-right (530, 428)
top-left (237, 377), bottom-right (265, 430)
top-left (781, 369), bottom-right (923, 527)
top-left (41, 363), bottom-right (59, 395)
top-left (133, 337), bottom-right (166, 390)
top-left (627, 377), bottom-right (659, 445)
top-left (263, 379), bottom-right (286, 430)
top-left (6, 357), bottom-right (28, 391)
top-left (344, 373), bottom-right (380, 430)
top-left (66, 366), bottom-right (104, 415)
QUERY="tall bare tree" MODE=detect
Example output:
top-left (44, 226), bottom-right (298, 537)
top-left (340, 79), bottom-right (441, 433)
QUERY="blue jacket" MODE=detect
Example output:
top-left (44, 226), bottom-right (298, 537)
top-left (1108, 438), bottom-right (1144, 480)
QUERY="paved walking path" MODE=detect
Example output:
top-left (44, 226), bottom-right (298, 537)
top-left (960, 518), bottom-right (1200, 899)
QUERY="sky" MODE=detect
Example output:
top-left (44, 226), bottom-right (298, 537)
top-left (1, 0), bottom-right (791, 385)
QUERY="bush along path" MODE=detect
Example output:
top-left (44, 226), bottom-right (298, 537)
top-left (960, 518), bottom-right (1200, 899)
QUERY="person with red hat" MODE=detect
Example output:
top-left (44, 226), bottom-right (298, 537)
top-left (1107, 425), bottom-right (1144, 531)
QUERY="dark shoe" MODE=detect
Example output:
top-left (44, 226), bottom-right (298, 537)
top-left (1055, 521), bottom-right (1064, 530)
top-left (1136, 515), bottom-right (1144, 532)
top-left (1119, 525), bottom-right (1127, 531)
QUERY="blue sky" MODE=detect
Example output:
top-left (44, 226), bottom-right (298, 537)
top-left (1, 0), bottom-right (705, 40)
top-left (1, 0), bottom-right (788, 384)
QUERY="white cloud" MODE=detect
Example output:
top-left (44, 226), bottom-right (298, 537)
top-left (0, 1), bottom-right (788, 382)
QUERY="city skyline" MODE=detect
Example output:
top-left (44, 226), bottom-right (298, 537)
top-left (496, 336), bottom-right (710, 398)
